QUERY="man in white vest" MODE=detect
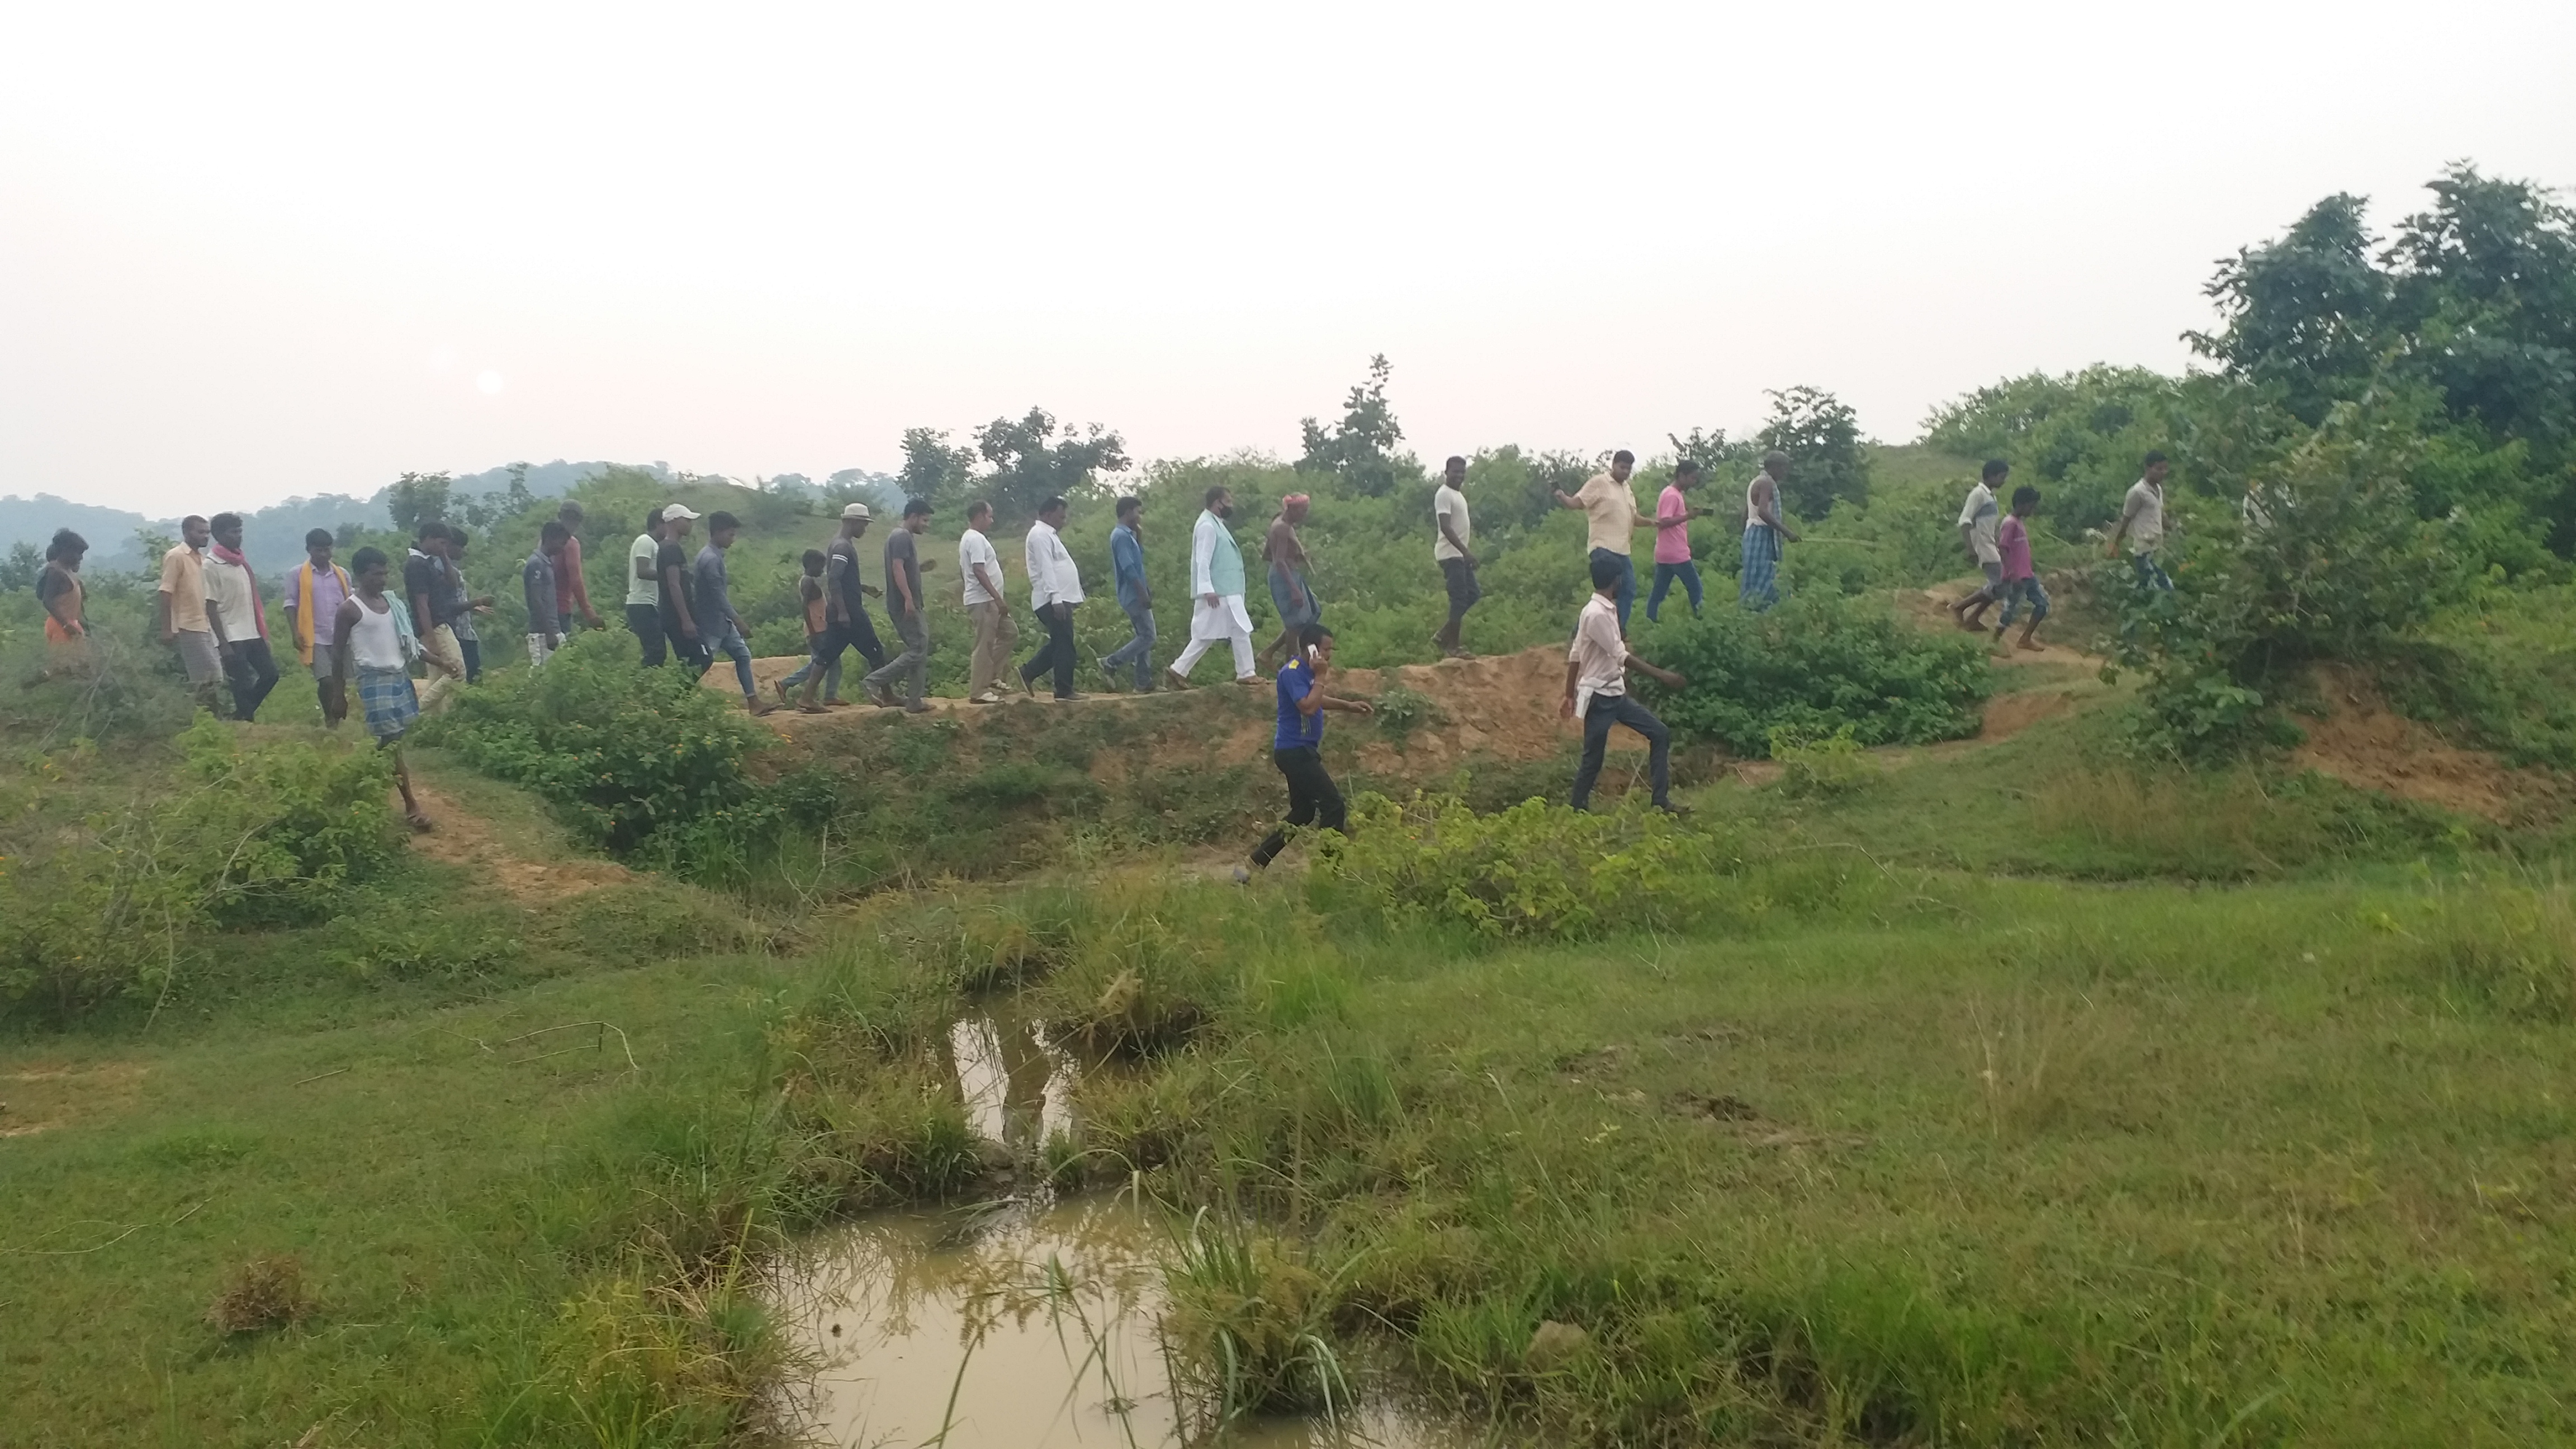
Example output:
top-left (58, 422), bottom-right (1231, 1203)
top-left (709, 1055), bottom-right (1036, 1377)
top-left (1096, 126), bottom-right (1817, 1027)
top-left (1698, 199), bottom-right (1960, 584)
top-left (1167, 484), bottom-right (1258, 687)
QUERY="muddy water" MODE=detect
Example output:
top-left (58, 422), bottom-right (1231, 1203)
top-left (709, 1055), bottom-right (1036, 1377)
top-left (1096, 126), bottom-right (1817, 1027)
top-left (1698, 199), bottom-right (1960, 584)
top-left (774, 1012), bottom-right (1467, 1448)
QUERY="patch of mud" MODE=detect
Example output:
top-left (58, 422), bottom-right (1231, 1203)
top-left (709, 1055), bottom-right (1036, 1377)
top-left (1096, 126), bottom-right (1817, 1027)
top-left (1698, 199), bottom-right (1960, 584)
top-left (1902, 582), bottom-right (2107, 671)
top-left (406, 785), bottom-right (632, 902)
top-left (0, 1061), bottom-right (148, 1138)
top-left (2290, 666), bottom-right (2551, 823)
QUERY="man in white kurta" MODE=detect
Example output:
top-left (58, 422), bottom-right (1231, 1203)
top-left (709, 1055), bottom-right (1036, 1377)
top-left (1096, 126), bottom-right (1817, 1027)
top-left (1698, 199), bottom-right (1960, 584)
top-left (1168, 486), bottom-right (1257, 686)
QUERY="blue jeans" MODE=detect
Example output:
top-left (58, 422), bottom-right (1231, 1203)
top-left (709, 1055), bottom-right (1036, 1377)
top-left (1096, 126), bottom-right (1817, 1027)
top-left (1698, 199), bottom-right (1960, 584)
top-left (2132, 552), bottom-right (2173, 591)
top-left (1999, 576), bottom-right (2050, 627)
top-left (707, 622), bottom-right (755, 697)
top-left (779, 632), bottom-right (842, 700)
top-left (1570, 693), bottom-right (1671, 810)
top-left (1102, 601), bottom-right (1157, 689)
top-left (1590, 548), bottom-right (1636, 631)
top-left (1647, 561), bottom-right (1702, 621)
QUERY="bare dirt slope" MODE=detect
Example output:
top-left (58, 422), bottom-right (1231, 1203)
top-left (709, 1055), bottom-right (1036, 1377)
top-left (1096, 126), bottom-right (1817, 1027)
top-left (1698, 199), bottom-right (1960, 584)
top-left (2290, 666), bottom-right (2559, 824)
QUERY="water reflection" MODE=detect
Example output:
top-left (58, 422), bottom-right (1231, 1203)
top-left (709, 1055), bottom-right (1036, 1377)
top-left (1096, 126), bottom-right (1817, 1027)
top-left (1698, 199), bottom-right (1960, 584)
top-left (775, 1196), bottom-right (1461, 1448)
top-left (946, 1009), bottom-right (1076, 1153)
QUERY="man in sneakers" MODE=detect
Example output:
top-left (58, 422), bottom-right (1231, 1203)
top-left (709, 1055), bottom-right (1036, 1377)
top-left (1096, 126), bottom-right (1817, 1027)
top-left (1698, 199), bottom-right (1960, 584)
top-left (861, 497), bottom-right (936, 713)
top-left (958, 498), bottom-right (1016, 704)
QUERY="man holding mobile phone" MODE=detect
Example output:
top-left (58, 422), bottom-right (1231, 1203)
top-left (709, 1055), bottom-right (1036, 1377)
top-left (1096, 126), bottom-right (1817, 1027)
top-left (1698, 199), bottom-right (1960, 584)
top-left (1239, 623), bottom-right (1374, 878)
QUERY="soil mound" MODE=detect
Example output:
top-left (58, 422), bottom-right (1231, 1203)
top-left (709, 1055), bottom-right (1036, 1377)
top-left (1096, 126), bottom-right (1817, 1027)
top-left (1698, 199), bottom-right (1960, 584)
top-left (2290, 666), bottom-right (2554, 824)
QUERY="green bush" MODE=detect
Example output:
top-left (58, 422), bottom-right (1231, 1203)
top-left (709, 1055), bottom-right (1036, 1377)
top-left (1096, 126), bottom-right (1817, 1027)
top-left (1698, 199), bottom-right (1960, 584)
top-left (416, 631), bottom-right (770, 854)
top-left (0, 719), bottom-right (402, 1019)
top-left (1637, 594), bottom-right (1991, 756)
top-left (1310, 792), bottom-right (1743, 940)
top-left (1768, 723), bottom-right (1873, 798)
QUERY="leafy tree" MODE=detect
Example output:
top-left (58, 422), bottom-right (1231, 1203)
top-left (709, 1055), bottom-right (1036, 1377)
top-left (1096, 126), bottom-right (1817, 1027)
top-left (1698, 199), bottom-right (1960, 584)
top-left (0, 542), bottom-right (39, 593)
top-left (504, 461), bottom-right (536, 517)
top-left (1666, 427), bottom-right (1746, 480)
top-left (2384, 165), bottom-right (2576, 459)
top-left (971, 409), bottom-right (1130, 522)
top-left (1298, 354), bottom-right (1412, 497)
top-left (383, 471), bottom-right (454, 537)
top-left (1756, 386), bottom-right (1869, 517)
top-left (1922, 366), bottom-right (2186, 532)
top-left (897, 429), bottom-right (979, 510)
top-left (2189, 192), bottom-right (2390, 425)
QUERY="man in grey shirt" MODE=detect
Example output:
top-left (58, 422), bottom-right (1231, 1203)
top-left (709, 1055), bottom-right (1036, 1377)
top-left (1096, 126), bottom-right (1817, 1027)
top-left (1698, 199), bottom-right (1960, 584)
top-left (693, 510), bottom-right (777, 715)
top-left (862, 496), bottom-right (937, 713)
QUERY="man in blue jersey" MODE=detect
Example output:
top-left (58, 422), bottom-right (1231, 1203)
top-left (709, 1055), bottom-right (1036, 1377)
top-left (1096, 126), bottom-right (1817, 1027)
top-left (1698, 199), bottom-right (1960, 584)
top-left (1239, 623), bottom-right (1374, 878)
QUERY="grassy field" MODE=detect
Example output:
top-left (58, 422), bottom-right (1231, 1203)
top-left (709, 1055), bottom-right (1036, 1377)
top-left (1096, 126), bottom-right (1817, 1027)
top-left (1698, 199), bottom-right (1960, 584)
top-left (6, 637), bottom-right (2575, 1446)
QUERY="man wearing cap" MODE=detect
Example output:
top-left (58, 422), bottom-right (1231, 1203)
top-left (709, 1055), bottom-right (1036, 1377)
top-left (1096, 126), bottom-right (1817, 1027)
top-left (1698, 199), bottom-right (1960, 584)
top-left (799, 503), bottom-right (885, 711)
top-left (655, 504), bottom-right (707, 673)
top-left (1259, 492), bottom-right (1320, 671)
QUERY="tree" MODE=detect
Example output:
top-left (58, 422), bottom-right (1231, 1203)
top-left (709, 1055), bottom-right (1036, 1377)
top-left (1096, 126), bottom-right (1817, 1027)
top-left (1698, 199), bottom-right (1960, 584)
top-left (0, 541), bottom-right (39, 594)
top-left (970, 409), bottom-right (1130, 522)
top-left (1666, 427), bottom-right (1747, 480)
top-left (383, 472), bottom-right (454, 537)
top-left (504, 461), bottom-right (536, 517)
top-left (1755, 386), bottom-right (1869, 517)
top-left (2188, 192), bottom-right (2390, 425)
top-left (896, 429), bottom-right (978, 510)
top-left (1298, 354), bottom-right (1410, 496)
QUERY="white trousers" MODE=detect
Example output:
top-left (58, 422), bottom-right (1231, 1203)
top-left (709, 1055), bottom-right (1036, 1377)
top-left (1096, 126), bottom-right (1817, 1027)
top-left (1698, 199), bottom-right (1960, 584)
top-left (1171, 625), bottom-right (1254, 680)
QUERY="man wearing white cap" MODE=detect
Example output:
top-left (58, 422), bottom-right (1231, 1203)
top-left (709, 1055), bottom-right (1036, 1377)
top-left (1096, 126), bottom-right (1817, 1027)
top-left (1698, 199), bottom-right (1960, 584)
top-left (1167, 484), bottom-right (1258, 688)
top-left (797, 502), bottom-right (884, 711)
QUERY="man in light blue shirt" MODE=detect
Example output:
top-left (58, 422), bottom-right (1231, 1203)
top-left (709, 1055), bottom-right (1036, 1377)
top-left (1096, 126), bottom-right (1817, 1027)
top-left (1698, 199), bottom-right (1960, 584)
top-left (1098, 495), bottom-right (1156, 692)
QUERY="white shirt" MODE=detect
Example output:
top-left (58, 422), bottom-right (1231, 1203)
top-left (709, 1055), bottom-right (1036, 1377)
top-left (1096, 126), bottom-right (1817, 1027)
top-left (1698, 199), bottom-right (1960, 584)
top-left (1568, 593), bottom-right (1627, 708)
top-left (959, 527), bottom-right (1002, 606)
top-left (624, 533), bottom-right (659, 608)
top-left (2121, 479), bottom-right (2165, 552)
top-left (1433, 484), bottom-right (1471, 561)
top-left (203, 555), bottom-right (261, 643)
top-left (1957, 481), bottom-right (2002, 565)
top-left (1024, 519), bottom-right (1083, 608)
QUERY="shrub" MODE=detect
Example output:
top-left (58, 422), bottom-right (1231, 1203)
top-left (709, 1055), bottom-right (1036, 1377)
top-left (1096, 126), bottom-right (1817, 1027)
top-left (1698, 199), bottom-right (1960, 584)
top-left (205, 1254), bottom-right (316, 1334)
top-left (417, 631), bottom-right (769, 854)
top-left (1310, 792), bottom-right (1743, 940)
top-left (1767, 723), bottom-right (1873, 798)
top-left (0, 720), bottom-right (402, 1019)
top-left (1639, 594), bottom-right (1991, 756)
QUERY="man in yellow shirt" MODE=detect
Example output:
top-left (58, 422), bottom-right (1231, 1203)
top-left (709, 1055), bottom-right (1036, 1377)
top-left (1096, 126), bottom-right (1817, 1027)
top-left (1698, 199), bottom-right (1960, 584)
top-left (1554, 449), bottom-right (1649, 631)
top-left (154, 515), bottom-right (221, 710)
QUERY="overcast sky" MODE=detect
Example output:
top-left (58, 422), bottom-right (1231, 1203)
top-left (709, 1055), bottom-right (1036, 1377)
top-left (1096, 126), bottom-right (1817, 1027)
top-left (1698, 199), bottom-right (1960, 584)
top-left (4, 1), bottom-right (2572, 517)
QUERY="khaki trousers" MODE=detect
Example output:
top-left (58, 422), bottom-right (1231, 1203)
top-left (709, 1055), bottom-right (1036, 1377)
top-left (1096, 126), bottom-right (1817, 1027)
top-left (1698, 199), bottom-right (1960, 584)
top-left (968, 600), bottom-right (1017, 698)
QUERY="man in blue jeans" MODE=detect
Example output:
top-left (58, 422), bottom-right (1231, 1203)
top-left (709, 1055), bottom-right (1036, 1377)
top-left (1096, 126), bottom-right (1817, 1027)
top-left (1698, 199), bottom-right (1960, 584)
top-left (691, 511), bottom-right (778, 716)
top-left (1565, 553), bottom-right (1688, 813)
top-left (1100, 494), bottom-right (1157, 691)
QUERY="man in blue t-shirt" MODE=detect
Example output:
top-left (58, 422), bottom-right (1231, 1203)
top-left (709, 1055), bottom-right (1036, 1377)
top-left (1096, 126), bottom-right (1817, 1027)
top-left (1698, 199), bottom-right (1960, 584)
top-left (1098, 495), bottom-right (1157, 692)
top-left (1241, 623), bottom-right (1374, 877)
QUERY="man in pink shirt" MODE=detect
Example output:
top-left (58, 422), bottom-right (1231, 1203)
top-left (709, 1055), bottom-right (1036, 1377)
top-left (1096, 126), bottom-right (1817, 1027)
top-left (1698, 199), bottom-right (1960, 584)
top-left (1646, 459), bottom-right (1713, 622)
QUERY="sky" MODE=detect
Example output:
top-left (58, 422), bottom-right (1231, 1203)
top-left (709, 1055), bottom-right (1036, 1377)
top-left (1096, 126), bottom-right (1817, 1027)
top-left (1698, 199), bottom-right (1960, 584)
top-left (3, 1), bottom-right (2573, 518)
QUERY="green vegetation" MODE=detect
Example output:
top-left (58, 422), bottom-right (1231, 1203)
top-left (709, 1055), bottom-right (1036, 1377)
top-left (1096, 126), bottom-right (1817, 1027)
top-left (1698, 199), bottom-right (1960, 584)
top-left (5, 160), bottom-right (2576, 1448)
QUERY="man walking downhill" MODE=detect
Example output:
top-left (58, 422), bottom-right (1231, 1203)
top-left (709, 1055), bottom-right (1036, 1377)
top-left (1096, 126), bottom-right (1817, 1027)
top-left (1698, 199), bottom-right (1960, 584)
top-left (1556, 450), bottom-right (1648, 631)
top-left (2105, 450), bottom-right (2174, 590)
top-left (1258, 493), bottom-right (1320, 670)
top-left (626, 507), bottom-right (667, 665)
top-left (524, 521), bottom-right (568, 670)
top-left (1566, 553), bottom-right (1688, 813)
top-left (282, 528), bottom-right (354, 725)
top-left (1432, 455), bottom-right (1479, 658)
top-left (1100, 495), bottom-right (1157, 692)
top-left (1237, 623), bottom-right (1374, 880)
top-left (405, 523), bottom-right (470, 710)
top-left (1994, 485), bottom-right (2050, 653)
top-left (957, 499), bottom-right (1016, 704)
top-left (203, 513), bottom-right (280, 721)
top-left (157, 515), bottom-right (222, 712)
top-left (1169, 486), bottom-right (1258, 688)
top-left (1950, 460), bottom-right (2010, 631)
top-left (863, 498), bottom-right (937, 714)
top-left (334, 546), bottom-right (433, 833)
top-left (1741, 450), bottom-right (1801, 611)
top-left (553, 501), bottom-right (603, 632)
top-left (655, 503), bottom-right (707, 673)
top-left (799, 503), bottom-right (886, 712)
top-left (1019, 496), bottom-right (1085, 701)
top-left (1647, 460), bottom-right (1713, 622)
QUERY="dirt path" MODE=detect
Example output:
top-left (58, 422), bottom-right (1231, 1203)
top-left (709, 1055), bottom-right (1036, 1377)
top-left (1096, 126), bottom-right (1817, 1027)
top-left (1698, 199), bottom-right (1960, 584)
top-left (406, 783), bottom-right (633, 904)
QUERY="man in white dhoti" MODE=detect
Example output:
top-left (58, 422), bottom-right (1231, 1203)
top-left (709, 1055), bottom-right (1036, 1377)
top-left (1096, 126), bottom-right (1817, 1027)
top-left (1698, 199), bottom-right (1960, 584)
top-left (1167, 485), bottom-right (1258, 688)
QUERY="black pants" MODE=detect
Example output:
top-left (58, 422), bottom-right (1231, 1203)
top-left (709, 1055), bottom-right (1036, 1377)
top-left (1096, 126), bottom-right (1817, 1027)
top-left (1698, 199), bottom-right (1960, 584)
top-left (1440, 556), bottom-right (1481, 626)
top-left (1570, 693), bottom-right (1672, 810)
top-left (224, 637), bottom-right (280, 722)
top-left (809, 616), bottom-right (886, 680)
top-left (627, 603), bottom-right (665, 666)
top-left (1020, 603), bottom-right (1078, 698)
top-left (1252, 745), bottom-right (1347, 868)
top-left (458, 636), bottom-right (482, 684)
top-left (663, 616), bottom-right (712, 675)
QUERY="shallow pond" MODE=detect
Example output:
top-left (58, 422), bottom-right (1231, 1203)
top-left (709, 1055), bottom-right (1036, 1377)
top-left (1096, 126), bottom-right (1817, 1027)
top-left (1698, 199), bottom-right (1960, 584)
top-left (771, 1011), bottom-right (1468, 1447)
